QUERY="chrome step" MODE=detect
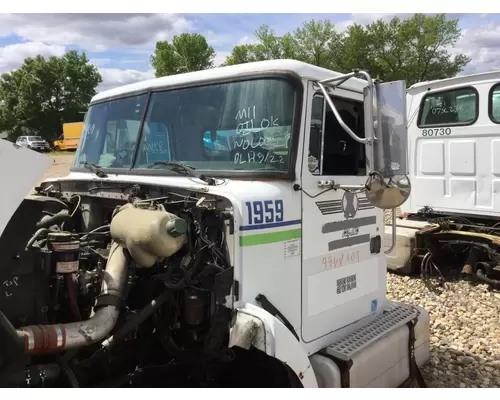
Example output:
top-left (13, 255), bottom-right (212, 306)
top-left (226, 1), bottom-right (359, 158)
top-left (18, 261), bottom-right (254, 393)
top-left (325, 302), bottom-right (419, 361)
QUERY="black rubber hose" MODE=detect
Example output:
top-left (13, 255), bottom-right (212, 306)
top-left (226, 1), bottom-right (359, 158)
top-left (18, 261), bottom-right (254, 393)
top-left (80, 225), bottom-right (110, 241)
top-left (83, 290), bottom-right (172, 366)
top-left (476, 268), bottom-right (500, 289)
top-left (104, 290), bottom-right (171, 348)
top-left (35, 209), bottom-right (72, 229)
top-left (57, 356), bottom-right (79, 388)
top-left (25, 228), bottom-right (49, 250)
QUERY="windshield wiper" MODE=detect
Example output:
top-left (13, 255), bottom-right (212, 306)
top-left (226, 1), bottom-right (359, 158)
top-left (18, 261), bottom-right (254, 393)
top-left (151, 161), bottom-right (216, 186)
top-left (84, 162), bottom-right (108, 178)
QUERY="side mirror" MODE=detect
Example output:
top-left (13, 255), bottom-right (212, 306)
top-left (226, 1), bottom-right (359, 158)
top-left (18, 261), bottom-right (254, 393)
top-left (365, 80), bottom-right (410, 210)
top-left (316, 73), bottom-right (410, 210)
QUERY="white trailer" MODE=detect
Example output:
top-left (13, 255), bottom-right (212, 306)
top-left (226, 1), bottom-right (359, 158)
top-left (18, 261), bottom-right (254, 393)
top-left (0, 60), bottom-right (429, 388)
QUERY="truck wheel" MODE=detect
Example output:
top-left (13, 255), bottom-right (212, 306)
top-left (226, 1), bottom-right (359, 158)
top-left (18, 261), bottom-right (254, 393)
top-left (224, 346), bottom-right (303, 387)
top-left (54, 146), bottom-right (60, 152)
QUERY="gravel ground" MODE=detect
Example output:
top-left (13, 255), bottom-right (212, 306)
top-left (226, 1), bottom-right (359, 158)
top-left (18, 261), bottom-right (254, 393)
top-left (38, 161), bottom-right (500, 388)
top-left (36, 153), bottom-right (73, 186)
top-left (385, 209), bottom-right (500, 388)
top-left (387, 273), bottom-right (500, 388)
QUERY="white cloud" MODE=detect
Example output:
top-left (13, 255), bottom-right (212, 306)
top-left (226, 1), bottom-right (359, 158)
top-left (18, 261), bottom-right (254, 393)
top-left (0, 13), bottom-right (192, 52)
top-left (336, 20), bottom-right (353, 33)
top-left (203, 30), bottom-right (239, 48)
top-left (0, 41), bottom-right (66, 73)
top-left (0, 41), bottom-right (153, 93)
top-left (238, 35), bottom-right (259, 45)
top-left (349, 13), bottom-right (466, 26)
top-left (97, 68), bottom-right (155, 92)
top-left (213, 51), bottom-right (231, 67)
top-left (453, 23), bottom-right (500, 75)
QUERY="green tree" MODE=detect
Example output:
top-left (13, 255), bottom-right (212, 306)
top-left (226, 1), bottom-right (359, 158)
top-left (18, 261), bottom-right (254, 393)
top-left (151, 33), bottom-right (216, 77)
top-left (225, 21), bottom-right (344, 68)
top-left (293, 19), bottom-right (343, 68)
top-left (335, 14), bottom-right (470, 85)
top-left (225, 14), bottom-right (470, 85)
top-left (224, 44), bottom-right (263, 66)
top-left (225, 25), bottom-right (298, 66)
top-left (0, 50), bottom-right (101, 140)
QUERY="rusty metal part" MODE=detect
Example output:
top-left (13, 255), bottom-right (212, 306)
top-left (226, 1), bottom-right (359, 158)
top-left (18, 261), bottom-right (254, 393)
top-left (21, 324), bottom-right (66, 353)
top-left (462, 264), bottom-right (473, 274)
top-left (17, 241), bottom-right (128, 353)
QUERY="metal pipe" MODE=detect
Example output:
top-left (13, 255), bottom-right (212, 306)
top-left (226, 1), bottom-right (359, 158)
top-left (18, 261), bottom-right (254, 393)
top-left (319, 95), bottom-right (327, 175)
top-left (317, 82), bottom-right (367, 145)
top-left (17, 241), bottom-right (129, 353)
top-left (316, 69), bottom-right (377, 174)
top-left (318, 71), bottom-right (358, 85)
top-left (385, 209), bottom-right (397, 254)
top-left (374, 80), bottom-right (385, 174)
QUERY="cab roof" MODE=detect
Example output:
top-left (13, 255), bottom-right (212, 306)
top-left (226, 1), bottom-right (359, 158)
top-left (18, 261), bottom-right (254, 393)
top-left (91, 59), bottom-right (368, 104)
top-left (408, 69), bottom-right (500, 94)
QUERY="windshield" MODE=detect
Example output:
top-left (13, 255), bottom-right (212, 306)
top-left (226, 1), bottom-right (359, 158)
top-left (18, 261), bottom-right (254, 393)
top-left (72, 78), bottom-right (296, 173)
top-left (28, 136), bottom-right (43, 141)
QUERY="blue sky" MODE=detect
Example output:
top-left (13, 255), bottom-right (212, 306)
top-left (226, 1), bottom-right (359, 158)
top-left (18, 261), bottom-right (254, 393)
top-left (0, 13), bottom-right (497, 92)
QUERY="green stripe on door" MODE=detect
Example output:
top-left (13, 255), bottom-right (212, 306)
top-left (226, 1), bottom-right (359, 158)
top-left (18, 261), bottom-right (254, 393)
top-left (240, 228), bottom-right (302, 247)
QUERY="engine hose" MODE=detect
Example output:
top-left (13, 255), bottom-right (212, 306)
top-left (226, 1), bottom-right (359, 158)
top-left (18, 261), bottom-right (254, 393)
top-left (476, 268), bottom-right (500, 289)
top-left (64, 274), bottom-right (82, 321)
top-left (101, 289), bottom-right (171, 350)
top-left (35, 209), bottom-right (72, 230)
top-left (57, 355), bottom-right (79, 388)
top-left (25, 228), bottom-right (49, 250)
top-left (17, 242), bottom-right (130, 354)
top-left (80, 225), bottom-right (110, 241)
top-left (420, 252), bottom-right (432, 278)
top-left (83, 289), bottom-right (172, 366)
top-left (420, 252), bottom-right (444, 285)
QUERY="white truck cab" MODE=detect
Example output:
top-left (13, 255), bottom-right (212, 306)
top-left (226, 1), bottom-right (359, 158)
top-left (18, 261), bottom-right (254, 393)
top-left (387, 71), bottom-right (500, 287)
top-left (403, 70), bottom-right (500, 217)
top-left (0, 60), bottom-right (429, 388)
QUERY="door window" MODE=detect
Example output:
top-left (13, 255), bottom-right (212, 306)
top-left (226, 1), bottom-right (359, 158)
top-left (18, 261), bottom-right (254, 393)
top-left (418, 87), bottom-right (478, 127)
top-left (307, 94), bottom-right (366, 176)
top-left (489, 84), bottom-right (500, 123)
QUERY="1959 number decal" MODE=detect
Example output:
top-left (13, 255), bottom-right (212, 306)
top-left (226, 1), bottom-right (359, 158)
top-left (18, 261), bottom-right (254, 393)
top-left (245, 200), bottom-right (284, 225)
top-left (421, 128), bottom-right (452, 136)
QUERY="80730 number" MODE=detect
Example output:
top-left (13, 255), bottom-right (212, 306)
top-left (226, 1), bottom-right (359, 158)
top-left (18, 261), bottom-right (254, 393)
top-left (421, 128), bottom-right (452, 136)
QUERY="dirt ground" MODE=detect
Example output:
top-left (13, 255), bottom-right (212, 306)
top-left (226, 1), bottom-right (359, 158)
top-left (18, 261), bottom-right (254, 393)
top-left (37, 153), bottom-right (74, 185)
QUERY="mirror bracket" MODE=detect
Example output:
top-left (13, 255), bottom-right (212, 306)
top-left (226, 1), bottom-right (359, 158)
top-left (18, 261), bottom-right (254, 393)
top-left (313, 70), bottom-right (410, 210)
top-left (317, 180), bottom-right (365, 191)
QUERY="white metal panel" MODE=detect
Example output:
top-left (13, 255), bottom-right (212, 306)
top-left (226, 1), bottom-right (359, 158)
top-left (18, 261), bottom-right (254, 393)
top-left (299, 81), bottom-right (387, 347)
top-left (92, 59), bottom-right (367, 103)
top-left (404, 78), bottom-right (500, 217)
top-left (0, 139), bottom-right (53, 237)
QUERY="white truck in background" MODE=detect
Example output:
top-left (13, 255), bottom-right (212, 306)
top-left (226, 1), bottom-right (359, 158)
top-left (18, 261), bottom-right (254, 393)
top-left (386, 71), bottom-right (500, 288)
top-left (0, 60), bottom-right (429, 388)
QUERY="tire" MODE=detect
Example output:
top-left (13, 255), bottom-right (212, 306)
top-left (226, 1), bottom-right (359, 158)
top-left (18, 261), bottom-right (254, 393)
top-left (54, 146), bottom-right (60, 152)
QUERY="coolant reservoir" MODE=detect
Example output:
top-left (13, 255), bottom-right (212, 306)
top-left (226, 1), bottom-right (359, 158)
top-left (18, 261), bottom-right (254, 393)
top-left (110, 204), bottom-right (187, 268)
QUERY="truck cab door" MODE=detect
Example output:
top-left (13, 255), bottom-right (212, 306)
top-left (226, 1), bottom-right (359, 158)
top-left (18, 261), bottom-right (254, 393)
top-left (299, 81), bottom-right (386, 344)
